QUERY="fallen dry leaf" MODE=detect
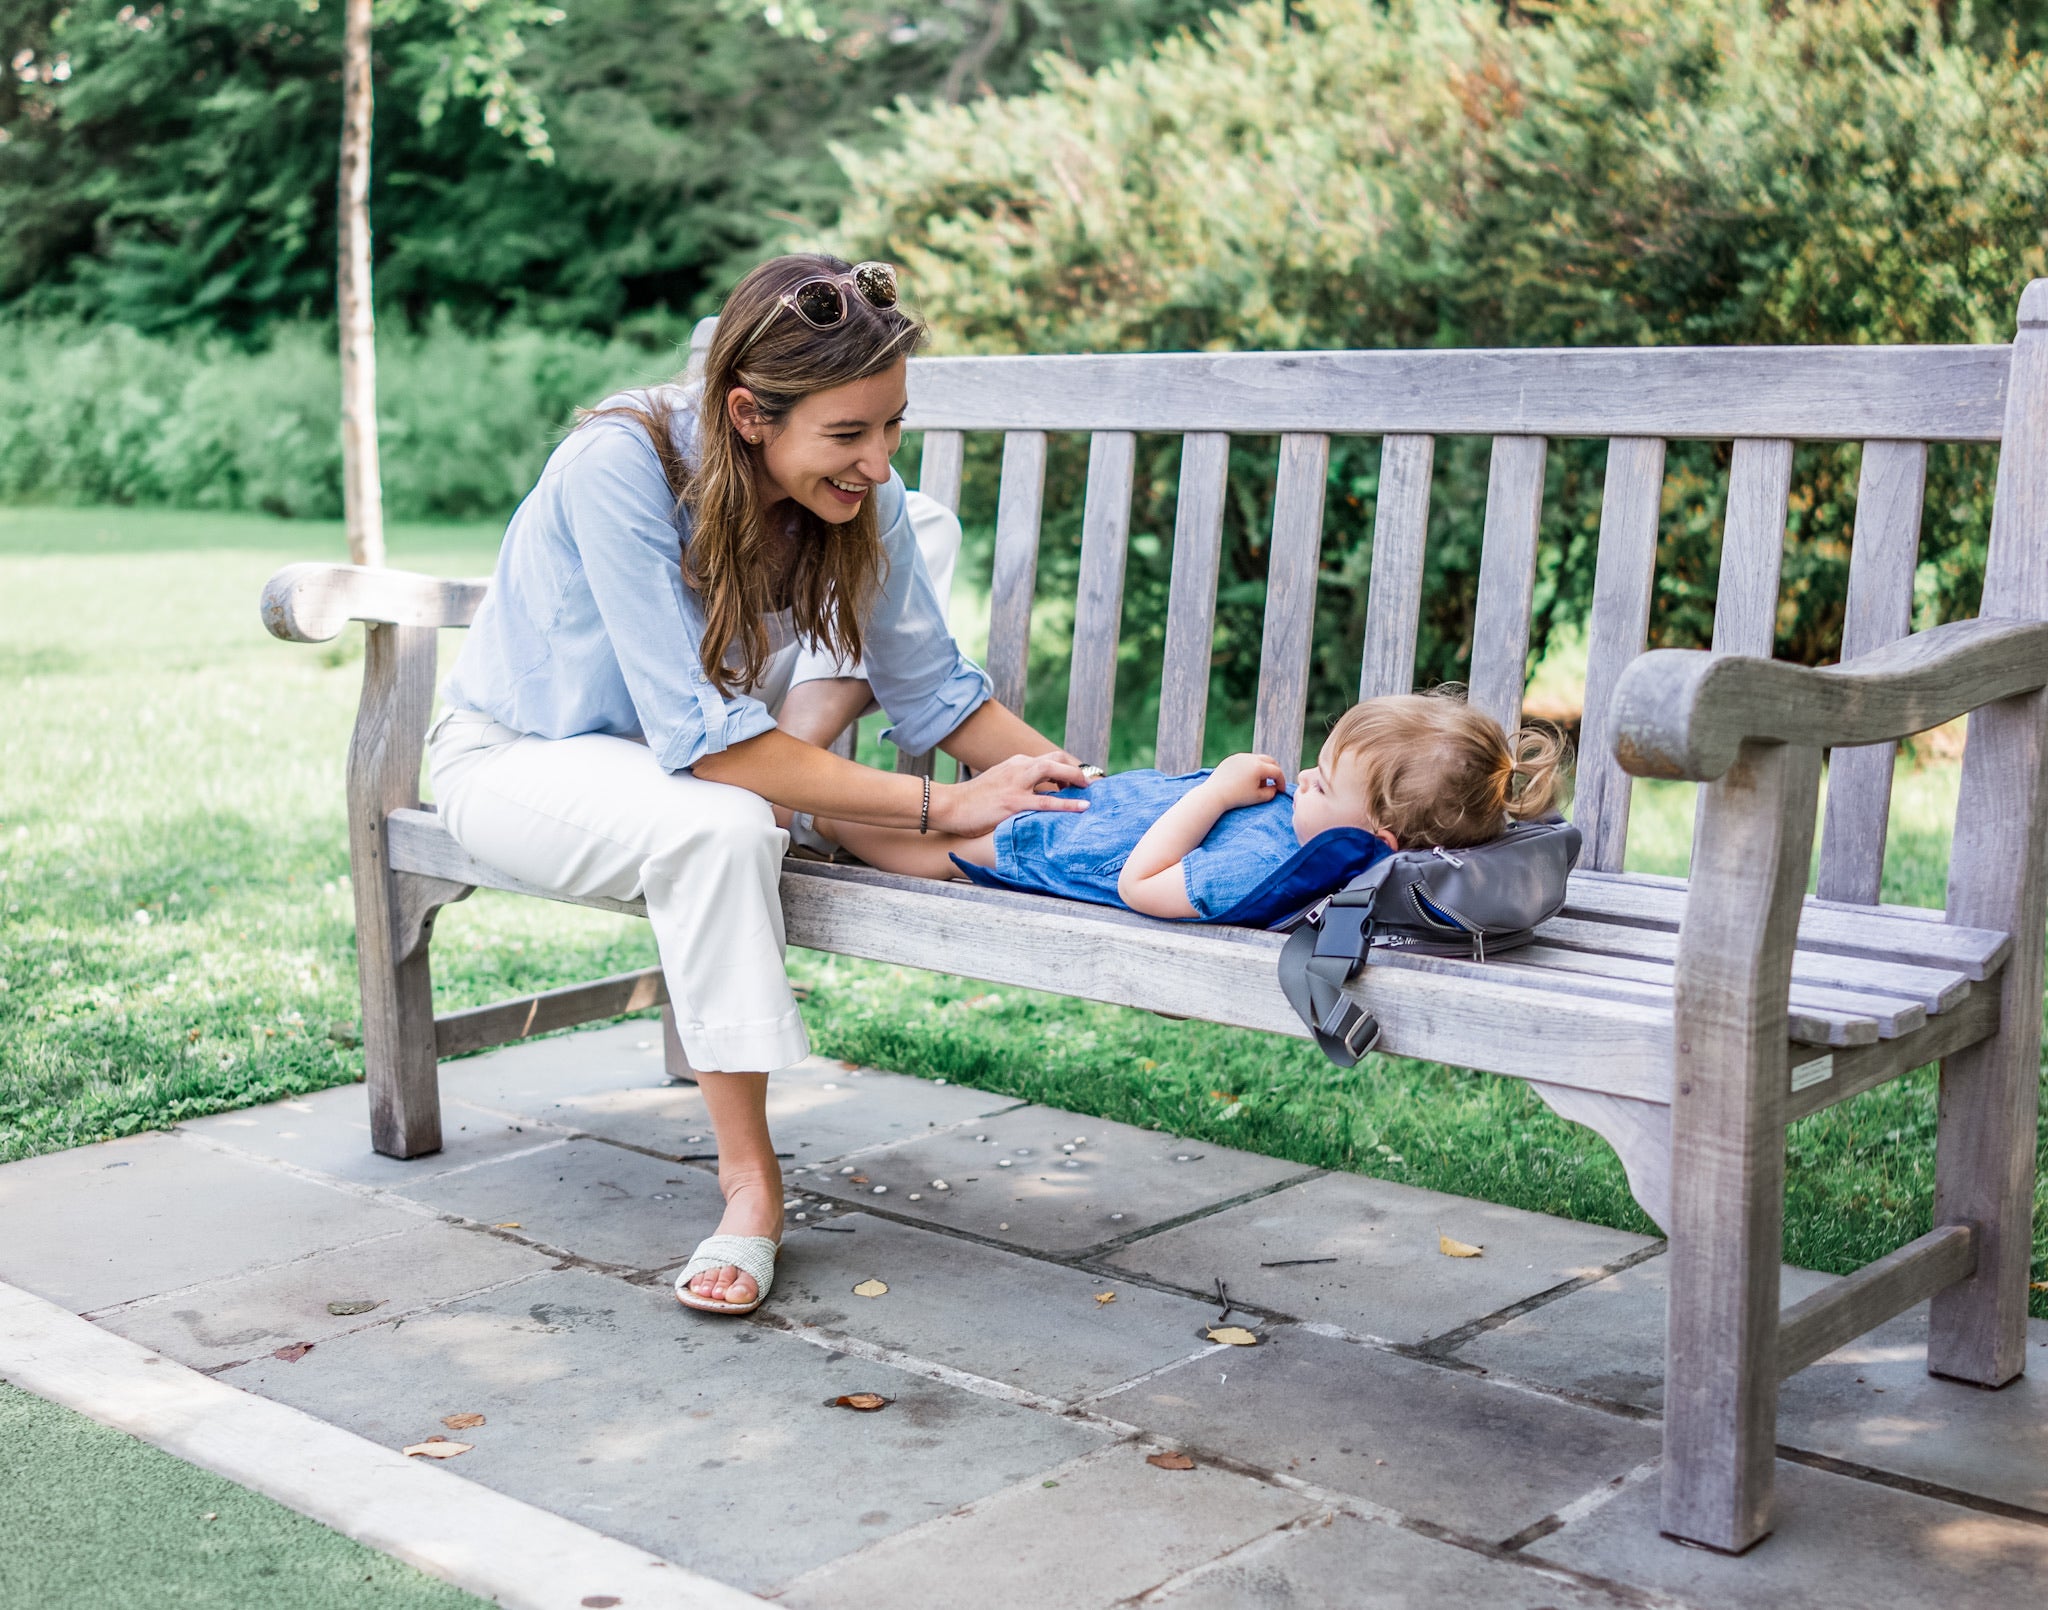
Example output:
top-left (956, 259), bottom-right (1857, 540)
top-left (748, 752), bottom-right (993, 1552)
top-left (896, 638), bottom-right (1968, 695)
top-left (852, 1278), bottom-right (889, 1298)
top-left (1439, 1234), bottom-right (1484, 1259)
top-left (1094, 1291), bottom-right (1117, 1305)
top-left (1206, 1326), bottom-right (1259, 1347)
top-left (832, 1393), bottom-right (890, 1412)
top-left (581, 1598), bottom-right (622, 1609)
top-left (847, 1175), bottom-right (870, 1185)
top-left (1146, 1451), bottom-right (1196, 1470)
top-left (326, 1299), bottom-right (383, 1318)
top-left (402, 1439), bottom-right (472, 1459)
top-left (492, 1222), bottom-right (522, 1230)
top-left (2031, 1281), bottom-right (2048, 1293)
top-left (441, 1412), bottom-right (486, 1430)
top-left (272, 1343), bottom-right (314, 1362)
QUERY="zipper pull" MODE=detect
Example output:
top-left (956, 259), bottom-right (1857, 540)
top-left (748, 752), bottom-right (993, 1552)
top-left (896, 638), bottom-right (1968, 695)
top-left (1432, 846), bottom-right (1465, 868)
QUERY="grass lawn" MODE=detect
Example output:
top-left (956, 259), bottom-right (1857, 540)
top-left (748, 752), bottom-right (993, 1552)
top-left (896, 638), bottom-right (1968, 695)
top-left (1, 503), bottom-right (2042, 1313)
top-left (0, 1380), bottom-right (489, 1609)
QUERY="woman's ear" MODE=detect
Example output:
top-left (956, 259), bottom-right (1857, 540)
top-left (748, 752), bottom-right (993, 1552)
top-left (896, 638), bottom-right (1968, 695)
top-left (725, 386), bottom-right (768, 443)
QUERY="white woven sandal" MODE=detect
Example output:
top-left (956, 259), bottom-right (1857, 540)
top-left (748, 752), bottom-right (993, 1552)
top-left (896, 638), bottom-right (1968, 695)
top-left (674, 1234), bottom-right (781, 1316)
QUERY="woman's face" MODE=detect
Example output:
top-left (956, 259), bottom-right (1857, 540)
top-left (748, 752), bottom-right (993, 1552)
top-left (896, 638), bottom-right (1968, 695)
top-left (732, 360), bottom-right (908, 525)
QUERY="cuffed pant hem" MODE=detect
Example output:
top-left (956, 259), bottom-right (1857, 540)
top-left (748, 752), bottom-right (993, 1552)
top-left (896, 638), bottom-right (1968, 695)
top-left (677, 1008), bottom-right (812, 1074)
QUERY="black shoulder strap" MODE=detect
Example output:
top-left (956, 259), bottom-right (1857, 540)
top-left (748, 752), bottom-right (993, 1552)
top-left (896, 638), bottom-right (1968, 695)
top-left (1277, 894), bottom-right (1384, 1068)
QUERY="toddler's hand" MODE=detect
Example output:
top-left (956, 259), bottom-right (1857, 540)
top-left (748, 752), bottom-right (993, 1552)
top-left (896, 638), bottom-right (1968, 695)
top-left (1207, 752), bottom-right (1285, 809)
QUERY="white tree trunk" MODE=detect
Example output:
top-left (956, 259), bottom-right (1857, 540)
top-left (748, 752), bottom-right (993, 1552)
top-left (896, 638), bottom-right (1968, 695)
top-left (338, 0), bottom-right (385, 568)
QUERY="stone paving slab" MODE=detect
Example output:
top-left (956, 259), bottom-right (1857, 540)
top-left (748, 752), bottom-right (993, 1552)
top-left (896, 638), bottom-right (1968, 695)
top-left (777, 1441), bottom-right (1321, 1610)
top-left (1101, 1171), bottom-right (1659, 1343)
top-left (803, 1106), bottom-right (1306, 1255)
top-left (387, 1138), bottom-right (726, 1272)
top-left (1457, 1257), bottom-right (2048, 1514)
top-left (180, 1082), bottom-right (566, 1187)
top-left (1529, 1456), bottom-right (2048, 1610)
top-left (770, 1213), bottom-right (1223, 1405)
top-left (1111, 1324), bottom-right (1660, 1544)
top-left (0, 1132), bottom-right (422, 1313)
top-left (1152, 1510), bottom-right (1638, 1610)
top-left (221, 1267), bottom-right (1107, 1595)
top-left (92, 1220), bottom-right (558, 1371)
top-left (445, 1027), bottom-right (1010, 1163)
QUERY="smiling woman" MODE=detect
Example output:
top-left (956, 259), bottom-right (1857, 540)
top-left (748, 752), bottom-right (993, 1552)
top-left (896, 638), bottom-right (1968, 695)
top-left (423, 254), bottom-right (1092, 1316)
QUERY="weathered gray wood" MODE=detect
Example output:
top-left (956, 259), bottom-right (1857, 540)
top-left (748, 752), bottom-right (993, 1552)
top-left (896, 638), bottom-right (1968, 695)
top-left (435, 968), bottom-right (668, 1060)
top-left (1566, 870), bottom-right (2011, 981)
top-left (1785, 985), bottom-right (1998, 1123)
top-left (1575, 438), bottom-right (1666, 871)
top-left (1468, 436), bottom-right (1548, 733)
top-left (917, 429), bottom-right (966, 514)
top-left (389, 809), bottom-right (647, 916)
top-left (1777, 1225), bottom-right (1977, 1381)
top-left (1531, 1084), bottom-right (1674, 1232)
top-left (686, 314), bottom-right (717, 383)
top-left (263, 563), bottom-right (489, 642)
top-left (1612, 617), bottom-right (2048, 783)
top-left (349, 624), bottom-right (444, 1159)
top-left (1357, 434), bottom-right (1434, 701)
top-left (1253, 433), bottom-right (1330, 773)
top-left (897, 345), bottom-right (2010, 441)
top-left (1817, 441), bottom-right (1928, 903)
top-left (985, 431), bottom-right (1048, 714)
top-left (1511, 944), bottom-right (1909, 1044)
top-left (1714, 438), bottom-right (1795, 661)
top-left (1064, 431), bottom-right (1137, 769)
top-left (1661, 738), bottom-right (1822, 1552)
top-left (1534, 915), bottom-right (1969, 1015)
top-left (1929, 277), bottom-right (2048, 1389)
top-left (1154, 432), bottom-right (1230, 774)
top-left (893, 745), bottom-right (936, 779)
top-left (660, 1002), bottom-right (695, 1084)
top-left (391, 872), bottom-right (473, 964)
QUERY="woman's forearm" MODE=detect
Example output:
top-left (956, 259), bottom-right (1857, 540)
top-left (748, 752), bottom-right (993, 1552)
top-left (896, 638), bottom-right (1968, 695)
top-left (692, 729), bottom-right (931, 828)
top-left (938, 698), bottom-right (1063, 771)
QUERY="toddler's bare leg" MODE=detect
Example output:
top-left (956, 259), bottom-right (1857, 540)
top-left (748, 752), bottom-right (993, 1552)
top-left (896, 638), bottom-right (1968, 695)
top-left (812, 815), bottom-right (996, 881)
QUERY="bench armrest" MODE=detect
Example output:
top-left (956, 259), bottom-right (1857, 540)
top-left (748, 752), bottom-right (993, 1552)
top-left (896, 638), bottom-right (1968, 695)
top-left (1611, 616), bottom-right (2048, 781)
top-left (260, 562), bottom-right (490, 643)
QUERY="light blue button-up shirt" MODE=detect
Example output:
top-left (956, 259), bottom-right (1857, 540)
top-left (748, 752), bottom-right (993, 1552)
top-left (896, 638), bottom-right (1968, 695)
top-left (443, 387), bottom-right (991, 773)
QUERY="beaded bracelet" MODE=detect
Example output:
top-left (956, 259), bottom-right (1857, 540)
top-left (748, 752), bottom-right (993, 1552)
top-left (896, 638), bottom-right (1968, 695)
top-left (919, 773), bottom-right (932, 834)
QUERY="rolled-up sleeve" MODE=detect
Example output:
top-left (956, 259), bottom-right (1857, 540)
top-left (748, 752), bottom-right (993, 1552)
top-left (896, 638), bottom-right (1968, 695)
top-left (561, 422), bottom-right (779, 772)
top-left (862, 475), bottom-right (994, 755)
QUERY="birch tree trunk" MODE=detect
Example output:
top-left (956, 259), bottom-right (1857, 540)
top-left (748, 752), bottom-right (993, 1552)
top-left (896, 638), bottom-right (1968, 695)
top-left (338, 0), bottom-right (385, 568)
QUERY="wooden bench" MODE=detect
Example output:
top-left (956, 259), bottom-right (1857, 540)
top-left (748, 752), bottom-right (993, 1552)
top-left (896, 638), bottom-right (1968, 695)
top-left (261, 280), bottom-right (2048, 1554)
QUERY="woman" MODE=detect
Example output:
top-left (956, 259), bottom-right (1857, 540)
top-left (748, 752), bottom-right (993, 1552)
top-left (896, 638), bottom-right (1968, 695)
top-left (428, 255), bottom-right (1087, 1315)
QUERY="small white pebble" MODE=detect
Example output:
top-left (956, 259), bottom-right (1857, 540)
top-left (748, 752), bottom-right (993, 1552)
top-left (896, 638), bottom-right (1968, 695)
top-left (635, 1040), bottom-right (652, 1050)
top-left (998, 1223), bottom-right (1009, 1230)
top-left (1061, 1145), bottom-right (1075, 1154)
top-left (1015, 1148), bottom-right (1031, 1156)
top-left (1110, 1213), bottom-right (1124, 1221)
top-left (908, 1192), bottom-right (922, 1201)
top-left (1074, 1137), bottom-right (1086, 1144)
top-left (783, 1199), bottom-right (801, 1209)
top-left (839, 1165), bottom-right (857, 1175)
top-left (1176, 1154), bottom-right (1190, 1162)
top-left (794, 1212), bottom-right (807, 1220)
top-left (931, 1180), bottom-right (950, 1190)
top-left (821, 1082), bottom-right (839, 1090)
top-left (871, 1185), bottom-right (888, 1195)
top-left (1064, 1160), bottom-right (1080, 1169)
top-left (997, 1159), bottom-right (1012, 1168)
top-left (974, 1134), bottom-right (987, 1142)
top-left (934, 1078), bottom-right (948, 1086)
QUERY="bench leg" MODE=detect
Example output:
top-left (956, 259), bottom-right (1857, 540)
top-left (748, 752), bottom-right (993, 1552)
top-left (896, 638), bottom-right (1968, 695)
top-left (357, 886), bottom-right (443, 1158)
top-left (1662, 740), bottom-right (1820, 1553)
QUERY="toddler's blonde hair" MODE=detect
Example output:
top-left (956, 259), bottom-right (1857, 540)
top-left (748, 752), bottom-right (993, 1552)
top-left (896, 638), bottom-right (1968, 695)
top-left (1326, 689), bottom-right (1568, 850)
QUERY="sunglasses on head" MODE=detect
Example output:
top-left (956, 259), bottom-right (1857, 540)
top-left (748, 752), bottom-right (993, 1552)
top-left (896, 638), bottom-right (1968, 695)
top-left (737, 262), bottom-right (900, 358)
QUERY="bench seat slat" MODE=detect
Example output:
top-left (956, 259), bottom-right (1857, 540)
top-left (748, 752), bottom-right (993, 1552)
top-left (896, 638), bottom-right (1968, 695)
top-left (1535, 914), bottom-right (1971, 1013)
top-left (1565, 870), bottom-right (2012, 980)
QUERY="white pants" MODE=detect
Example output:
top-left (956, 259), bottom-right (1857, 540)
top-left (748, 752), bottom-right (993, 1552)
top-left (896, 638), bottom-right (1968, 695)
top-left (426, 492), bottom-right (962, 1075)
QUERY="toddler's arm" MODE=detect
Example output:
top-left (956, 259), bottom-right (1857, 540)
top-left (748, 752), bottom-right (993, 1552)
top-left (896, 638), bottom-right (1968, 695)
top-left (1116, 753), bottom-right (1283, 919)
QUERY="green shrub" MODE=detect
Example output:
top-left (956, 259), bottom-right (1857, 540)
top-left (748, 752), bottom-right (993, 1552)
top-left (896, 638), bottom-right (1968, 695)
top-left (830, 0), bottom-right (2048, 749)
top-left (0, 314), bottom-right (664, 520)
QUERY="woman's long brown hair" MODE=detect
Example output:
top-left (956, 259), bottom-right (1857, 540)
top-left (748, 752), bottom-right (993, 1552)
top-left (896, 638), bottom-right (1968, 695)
top-left (580, 254), bottom-right (927, 698)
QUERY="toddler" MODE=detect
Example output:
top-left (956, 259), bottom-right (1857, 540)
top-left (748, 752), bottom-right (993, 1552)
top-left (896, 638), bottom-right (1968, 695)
top-left (802, 691), bottom-right (1566, 925)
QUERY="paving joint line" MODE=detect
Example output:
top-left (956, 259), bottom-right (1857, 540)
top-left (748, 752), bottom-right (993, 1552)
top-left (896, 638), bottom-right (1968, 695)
top-left (1070, 1166), bottom-right (1329, 1259)
top-left (1773, 1442), bottom-right (2048, 1530)
top-left (80, 1224), bottom-right (422, 1321)
top-left (1495, 1458), bottom-right (1663, 1553)
top-left (1408, 1237), bottom-right (1670, 1360)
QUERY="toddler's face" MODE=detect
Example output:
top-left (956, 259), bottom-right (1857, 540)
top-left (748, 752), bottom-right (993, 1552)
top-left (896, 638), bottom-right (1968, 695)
top-left (1293, 735), bottom-right (1396, 849)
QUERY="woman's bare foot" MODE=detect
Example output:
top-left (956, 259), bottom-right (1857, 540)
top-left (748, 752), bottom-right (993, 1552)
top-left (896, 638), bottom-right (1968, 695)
top-left (685, 1161), bottom-right (785, 1306)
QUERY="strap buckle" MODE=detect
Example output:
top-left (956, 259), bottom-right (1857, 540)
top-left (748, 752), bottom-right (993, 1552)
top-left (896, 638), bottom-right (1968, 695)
top-left (1317, 998), bottom-right (1382, 1061)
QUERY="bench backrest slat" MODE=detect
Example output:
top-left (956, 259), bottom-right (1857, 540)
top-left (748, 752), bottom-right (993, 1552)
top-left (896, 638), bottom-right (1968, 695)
top-left (1713, 439), bottom-right (1796, 659)
top-left (1154, 432), bottom-right (1230, 775)
top-left (1254, 433), bottom-right (1332, 774)
top-left (985, 431), bottom-right (1048, 713)
top-left (1065, 430), bottom-right (1138, 769)
top-left (917, 429), bottom-right (966, 513)
top-left (1816, 441), bottom-right (1929, 903)
top-left (1357, 433), bottom-right (1435, 701)
top-left (1574, 437), bottom-right (1668, 872)
top-left (1468, 436), bottom-right (1549, 733)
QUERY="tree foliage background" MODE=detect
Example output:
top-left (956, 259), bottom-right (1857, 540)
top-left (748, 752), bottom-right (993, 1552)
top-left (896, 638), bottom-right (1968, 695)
top-left (4, 1), bottom-right (2047, 750)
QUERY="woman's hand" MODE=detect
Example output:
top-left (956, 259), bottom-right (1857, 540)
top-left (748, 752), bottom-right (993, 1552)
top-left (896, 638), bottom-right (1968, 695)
top-left (1204, 752), bottom-right (1286, 810)
top-left (930, 751), bottom-right (1090, 838)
